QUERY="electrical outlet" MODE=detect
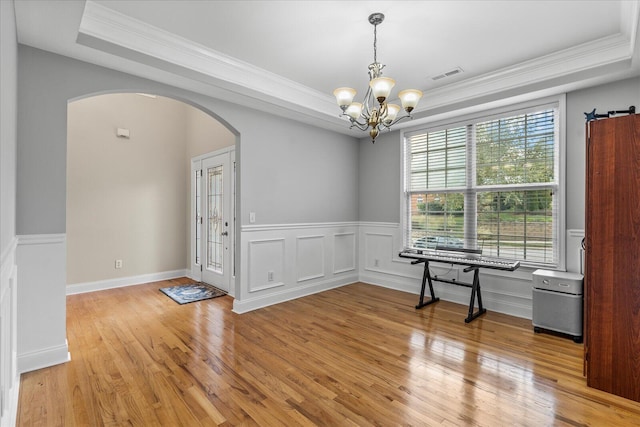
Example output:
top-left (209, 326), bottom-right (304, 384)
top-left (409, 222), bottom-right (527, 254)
top-left (249, 212), bottom-right (256, 223)
top-left (267, 271), bottom-right (274, 282)
top-left (115, 259), bottom-right (123, 269)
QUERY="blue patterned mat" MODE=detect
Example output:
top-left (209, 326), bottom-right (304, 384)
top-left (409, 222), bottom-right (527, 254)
top-left (159, 282), bottom-right (226, 304)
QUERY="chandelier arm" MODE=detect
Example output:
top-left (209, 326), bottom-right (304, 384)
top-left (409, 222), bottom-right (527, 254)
top-left (379, 112), bottom-right (415, 130)
top-left (349, 120), bottom-right (370, 131)
top-left (361, 87), bottom-right (375, 118)
top-left (339, 114), bottom-right (369, 130)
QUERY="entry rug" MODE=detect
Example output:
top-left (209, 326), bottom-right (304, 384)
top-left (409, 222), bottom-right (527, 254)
top-left (160, 282), bottom-right (227, 305)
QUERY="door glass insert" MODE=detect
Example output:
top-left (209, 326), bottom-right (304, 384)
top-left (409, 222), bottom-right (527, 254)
top-left (207, 165), bottom-right (223, 273)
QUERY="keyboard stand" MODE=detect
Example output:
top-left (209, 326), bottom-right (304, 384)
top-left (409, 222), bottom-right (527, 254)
top-left (412, 258), bottom-right (440, 309)
top-left (414, 259), bottom-right (486, 323)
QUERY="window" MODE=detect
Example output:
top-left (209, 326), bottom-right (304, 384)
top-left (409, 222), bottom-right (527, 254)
top-left (404, 101), bottom-right (562, 268)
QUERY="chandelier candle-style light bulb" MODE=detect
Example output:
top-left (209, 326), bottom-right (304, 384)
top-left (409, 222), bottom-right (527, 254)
top-left (398, 89), bottom-right (423, 112)
top-left (333, 87), bottom-right (357, 111)
top-left (346, 102), bottom-right (363, 120)
top-left (384, 104), bottom-right (401, 124)
top-left (370, 77), bottom-right (395, 103)
top-left (333, 13), bottom-right (423, 142)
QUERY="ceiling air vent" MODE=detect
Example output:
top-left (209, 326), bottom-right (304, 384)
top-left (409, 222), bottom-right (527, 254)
top-left (431, 67), bottom-right (464, 81)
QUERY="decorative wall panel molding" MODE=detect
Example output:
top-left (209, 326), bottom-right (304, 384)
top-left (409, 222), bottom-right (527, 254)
top-left (239, 220), bottom-right (538, 318)
top-left (296, 235), bottom-right (325, 282)
top-left (333, 232), bottom-right (356, 274)
top-left (235, 223), bottom-right (359, 313)
top-left (364, 232), bottom-right (395, 272)
top-left (248, 238), bottom-right (285, 292)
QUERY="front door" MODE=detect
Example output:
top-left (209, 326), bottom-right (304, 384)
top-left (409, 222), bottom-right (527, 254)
top-left (191, 151), bottom-right (232, 291)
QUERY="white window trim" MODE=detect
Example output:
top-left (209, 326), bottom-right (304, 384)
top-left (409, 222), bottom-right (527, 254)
top-left (399, 94), bottom-right (567, 271)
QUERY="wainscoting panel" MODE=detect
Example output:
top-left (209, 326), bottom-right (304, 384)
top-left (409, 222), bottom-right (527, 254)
top-left (248, 238), bottom-right (285, 293)
top-left (0, 238), bottom-right (18, 426)
top-left (296, 235), bottom-right (325, 282)
top-left (234, 223), bottom-right (359, 313)
top-left (333, 232), bottom-right (356, 274)
top-left (234, 221), bottom-right (564, 319)
top-left (16, 234), bottom-right (69, 373)
top-left (363, 231), bottom-right (395, 273)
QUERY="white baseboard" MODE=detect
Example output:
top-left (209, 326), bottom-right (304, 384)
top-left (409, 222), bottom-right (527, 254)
top-left (66, 269), bottom-right (188, 295)
top-left (17, 341), bottom-right (70, 374)
top-left (233, 274), bottom-right (358, 314)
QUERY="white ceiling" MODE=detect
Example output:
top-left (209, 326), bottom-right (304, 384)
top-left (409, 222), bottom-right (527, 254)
top-left (13, 0), bottom-right (640, 136)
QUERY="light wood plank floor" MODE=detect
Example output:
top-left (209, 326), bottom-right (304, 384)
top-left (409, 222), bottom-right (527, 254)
top-left (17, 279), bottom-right (640, 426)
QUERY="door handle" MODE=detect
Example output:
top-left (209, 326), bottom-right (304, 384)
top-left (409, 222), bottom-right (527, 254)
top-left (221, 231), bottom-right (228, 236)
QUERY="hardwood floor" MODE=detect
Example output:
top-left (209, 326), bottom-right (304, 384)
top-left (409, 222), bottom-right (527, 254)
top-left (17, 279), bottom-right (640, 426)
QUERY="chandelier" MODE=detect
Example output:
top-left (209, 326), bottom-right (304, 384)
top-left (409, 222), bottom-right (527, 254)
top-left (333, 13), bottom-right (423, 142)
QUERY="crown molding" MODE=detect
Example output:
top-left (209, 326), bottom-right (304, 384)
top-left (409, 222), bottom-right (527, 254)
top-left (78, 1), bottom-right (338, 117)
top-left (78, 0), bottom-right (639, 131)
top-left (415, 31), bottom-right (637, 114)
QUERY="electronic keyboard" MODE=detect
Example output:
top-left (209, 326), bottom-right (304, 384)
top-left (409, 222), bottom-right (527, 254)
top-left (399, 248), bottom-right (520, 271)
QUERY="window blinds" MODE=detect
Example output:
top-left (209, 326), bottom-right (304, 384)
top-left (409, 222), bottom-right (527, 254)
top-left (404, 106), bottom-right (559, 267)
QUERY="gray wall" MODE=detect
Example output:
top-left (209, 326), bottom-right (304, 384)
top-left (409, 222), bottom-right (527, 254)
top-left (359, 76), bottom-right (640, 229)
top-left (565, 77), bottom-right (640, 229)
top-left (1, 0), bottom-right (17, 252)
top-left (358, 130), bottom-right (403, 223)
top-left (239, 112), bottom-right (359, 224)
top-left (17, 45), bottom-right (359, 238)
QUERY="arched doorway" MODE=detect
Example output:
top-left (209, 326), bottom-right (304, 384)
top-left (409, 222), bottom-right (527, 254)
top-left (66, 93), bottom-right (236, 294)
